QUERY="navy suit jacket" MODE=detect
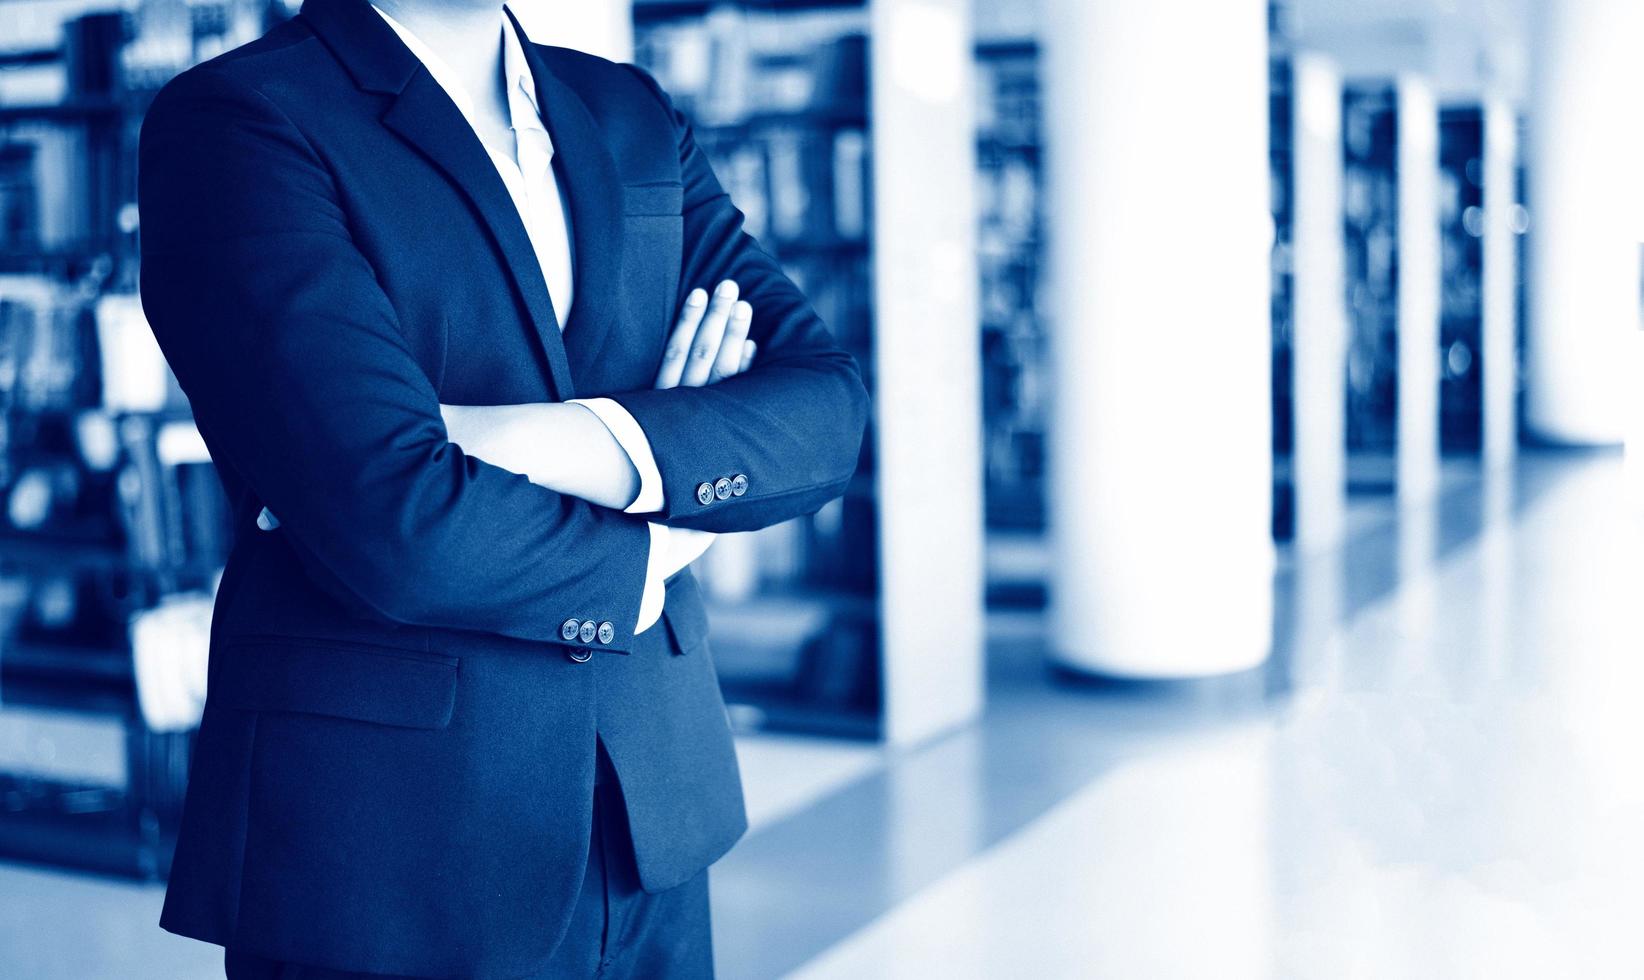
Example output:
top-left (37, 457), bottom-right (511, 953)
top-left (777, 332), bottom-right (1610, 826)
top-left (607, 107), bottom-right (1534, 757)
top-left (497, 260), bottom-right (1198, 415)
top-left (137, 0), bottom-right (868, 975)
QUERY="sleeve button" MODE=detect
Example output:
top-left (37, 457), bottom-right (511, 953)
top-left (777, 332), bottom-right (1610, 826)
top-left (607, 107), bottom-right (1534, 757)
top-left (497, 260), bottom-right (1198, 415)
top-left (561, 618), bottom-right (582, 642)
top-left (730, 474), bottom-right (748, 497)
top-left (696, 482), bottom-right (715, 506)
top-left (578, 620), bottom-right (598, 643)
top-left (567, 647), bottom-right (593, 664)
top-left (597, 621), bottom-right (615, 644)
top-left (713, 477), bottom-right (732, 500)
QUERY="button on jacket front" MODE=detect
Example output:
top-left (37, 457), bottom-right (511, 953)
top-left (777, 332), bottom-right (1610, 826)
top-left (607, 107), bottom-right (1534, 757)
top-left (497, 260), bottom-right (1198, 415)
top-left (136, 0), bottom-right (870, 975)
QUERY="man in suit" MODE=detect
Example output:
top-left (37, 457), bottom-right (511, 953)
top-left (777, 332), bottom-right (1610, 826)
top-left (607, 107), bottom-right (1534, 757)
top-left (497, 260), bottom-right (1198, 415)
top-left (135, 0), bottom-right (870, 974)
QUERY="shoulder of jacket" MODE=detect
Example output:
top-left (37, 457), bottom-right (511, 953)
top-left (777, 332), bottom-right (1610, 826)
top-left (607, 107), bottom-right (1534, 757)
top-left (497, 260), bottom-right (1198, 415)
top-left (152, 19), bottom-right (331, 108)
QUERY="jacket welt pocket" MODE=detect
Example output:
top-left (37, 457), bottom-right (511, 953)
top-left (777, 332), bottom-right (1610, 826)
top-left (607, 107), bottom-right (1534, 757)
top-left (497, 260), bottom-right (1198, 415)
top-left (623, 183), bottom-right (684, 216)
top-left (213, 637), bottom-right (458, 730)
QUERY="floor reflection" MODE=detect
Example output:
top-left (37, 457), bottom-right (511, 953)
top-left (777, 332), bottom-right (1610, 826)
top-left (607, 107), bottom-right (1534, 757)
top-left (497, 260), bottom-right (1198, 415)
top-left (2, 452), bottom-right (1637, 979)
top-left (776, 450), bottom-right (1644, 979)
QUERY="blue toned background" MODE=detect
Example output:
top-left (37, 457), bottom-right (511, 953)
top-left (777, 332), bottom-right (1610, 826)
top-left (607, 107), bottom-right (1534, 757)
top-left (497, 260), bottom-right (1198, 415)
top-left (2, 0), bottom-right (1643, 976)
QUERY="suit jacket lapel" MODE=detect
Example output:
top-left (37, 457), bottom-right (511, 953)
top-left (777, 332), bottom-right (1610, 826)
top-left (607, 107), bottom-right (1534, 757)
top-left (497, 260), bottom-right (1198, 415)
top-left (378, 80), bottom-right (576, 397)
top-left (511, 15), bottom-right (627, 385)
top-left (301, 0), bottom-right (577, 398)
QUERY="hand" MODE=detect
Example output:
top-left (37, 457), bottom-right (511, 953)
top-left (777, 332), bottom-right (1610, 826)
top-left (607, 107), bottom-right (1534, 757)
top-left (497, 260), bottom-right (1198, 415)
top-left (257, 285), bottom-right (762, 532)
top-left (654, 280), bottom-right (756, 389)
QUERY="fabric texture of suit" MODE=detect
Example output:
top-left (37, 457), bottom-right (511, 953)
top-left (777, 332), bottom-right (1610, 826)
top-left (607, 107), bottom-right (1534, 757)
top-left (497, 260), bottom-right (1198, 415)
top-left (222, 751), bottom-right (714, 979)
top-left (136, 0), bottom-right (869, 975)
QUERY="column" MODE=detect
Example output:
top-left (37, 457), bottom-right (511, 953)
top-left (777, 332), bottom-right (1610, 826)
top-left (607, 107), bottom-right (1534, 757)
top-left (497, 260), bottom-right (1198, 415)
top-left (1042, 0), bottom-right (1273, 677)
top-left (1289, 53), bottom-right (1348, 552)
top-left (869, 0), bottom-right (985, 743)
top-left (1480, 100), bottom-right (1519, 470)
top-left (1525, 0), bottom-right (1644, 445)
top-left (1395, 76), bottom-right (1440, 504)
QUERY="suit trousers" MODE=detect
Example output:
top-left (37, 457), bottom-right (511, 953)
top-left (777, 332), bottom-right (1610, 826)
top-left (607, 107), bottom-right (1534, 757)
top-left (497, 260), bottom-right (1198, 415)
top-left (223, 748), bottom-right (714, 979)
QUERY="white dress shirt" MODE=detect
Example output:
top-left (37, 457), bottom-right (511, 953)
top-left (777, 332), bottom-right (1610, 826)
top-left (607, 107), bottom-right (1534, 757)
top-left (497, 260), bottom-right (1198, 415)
top-left (372, 6), bottom-right (712, 632)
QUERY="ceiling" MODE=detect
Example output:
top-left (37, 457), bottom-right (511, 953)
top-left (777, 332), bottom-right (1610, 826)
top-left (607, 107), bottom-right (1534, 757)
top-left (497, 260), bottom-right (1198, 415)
top-left (1289, 0), bottom-right (1532, 101)
top-left (973, 0), bottom-right (1535, 103)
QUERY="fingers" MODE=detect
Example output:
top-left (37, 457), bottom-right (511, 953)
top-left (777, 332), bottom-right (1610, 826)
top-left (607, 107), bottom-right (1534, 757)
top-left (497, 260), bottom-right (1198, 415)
top-left (708, 301), bottom-right (753, 383)
top-left (656, 281), bottom-right (757, 389)
top-left (679, 279), bottom-right (739, 387)
top-left (654, 287), bottom-right (709, 389)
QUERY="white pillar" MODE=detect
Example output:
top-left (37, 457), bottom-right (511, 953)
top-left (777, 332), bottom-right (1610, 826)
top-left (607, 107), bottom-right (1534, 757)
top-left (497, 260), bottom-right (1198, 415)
top-left (1043, 0), bottom-right (1273, 678)
top-left (1289, 54), bottom-right (1349, 553)
top-left (869, 0), bottom-right (985, 744)
top-left (1395, 76), bottom-right (1440, 504)
top-left (1480, 101), bottom-right (1519, 470)
top-left (1526, 0), bottom-right (1644, 445)
top-left (509, 0), bottom-right (632, 61)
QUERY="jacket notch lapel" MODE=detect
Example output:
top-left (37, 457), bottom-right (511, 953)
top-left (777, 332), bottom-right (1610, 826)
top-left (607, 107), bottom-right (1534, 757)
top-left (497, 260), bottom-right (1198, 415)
top-left (379, 68), bottom-right (578, 399)
top-left (513, 28), bottom-right (627, 386)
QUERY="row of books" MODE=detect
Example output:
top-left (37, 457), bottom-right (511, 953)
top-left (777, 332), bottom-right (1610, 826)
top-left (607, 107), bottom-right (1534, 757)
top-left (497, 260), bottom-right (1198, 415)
top-left (1341, 85), bottom-right (1402, 461)
top-left (1438, 108), bottom-right (1486, 455)
top-left (0, 279), bottom-right (228, 648)
top-left (1270, 57), bottom-right (1296, 539)
top-left (976, 45), bottom-right (1046, 531)
top-left (634, 5), bottom-right (881, 729)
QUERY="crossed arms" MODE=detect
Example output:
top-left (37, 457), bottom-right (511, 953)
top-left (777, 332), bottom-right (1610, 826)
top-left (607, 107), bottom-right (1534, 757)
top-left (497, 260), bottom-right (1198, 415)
top-left (136, 64), bottom-right (869, 652)
top-left (437, 278), bottom-right (759, 513)
top-left (435, 280), bottom-right (758, 632)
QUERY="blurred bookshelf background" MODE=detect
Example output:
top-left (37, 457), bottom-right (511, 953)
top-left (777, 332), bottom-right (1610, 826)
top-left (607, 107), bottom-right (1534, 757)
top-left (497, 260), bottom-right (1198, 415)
top-left (633, 2), bottom-right (882, 738)
top-left (0, 0), bottom-right (1522, 882)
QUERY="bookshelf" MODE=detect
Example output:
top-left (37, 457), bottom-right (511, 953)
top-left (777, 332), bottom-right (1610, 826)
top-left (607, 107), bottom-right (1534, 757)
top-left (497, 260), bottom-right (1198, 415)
top-left (0, 1), bottom-right (989, 888)
top-left (975, 40), bottom-right (1047, 535)
top-left (1439, 106), bottom-right (1485, 456)
top-left (1439, 102), bottom-right (1524, 468)
top-left (0, 3), bottom-right (265, 878)
top-left (634, 0), bottom-right (984, 745)
top-left (1341, 83), bottom-right (1400, 494)
top-left (1340, 78), bottom-right (1441, 501)
top-left (634, 3), bottom-right (882, 737)
top-left (1270, 54), bottom-right (1295, 541)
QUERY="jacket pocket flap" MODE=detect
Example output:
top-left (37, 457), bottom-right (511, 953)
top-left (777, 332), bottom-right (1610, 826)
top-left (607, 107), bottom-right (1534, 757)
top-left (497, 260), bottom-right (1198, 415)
top-left (213, 639), bottom-right (458, 730)
top-left (624, 183), bottom-right (684, 216)
top-left (662, 573), bottom-right (710, 655)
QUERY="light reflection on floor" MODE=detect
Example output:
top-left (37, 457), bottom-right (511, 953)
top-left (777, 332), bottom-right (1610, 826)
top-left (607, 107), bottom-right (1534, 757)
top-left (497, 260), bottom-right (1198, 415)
top-left (2, 452), bottom-right (1638, 979)
top-left (787, 452), bottom-right (1644, 979)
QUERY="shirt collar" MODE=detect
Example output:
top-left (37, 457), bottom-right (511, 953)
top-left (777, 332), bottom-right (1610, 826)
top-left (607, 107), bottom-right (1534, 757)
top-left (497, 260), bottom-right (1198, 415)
top-left (500, 14), bottom-right (547, 136)
top-left (371, 4), bottom-right (548, 141)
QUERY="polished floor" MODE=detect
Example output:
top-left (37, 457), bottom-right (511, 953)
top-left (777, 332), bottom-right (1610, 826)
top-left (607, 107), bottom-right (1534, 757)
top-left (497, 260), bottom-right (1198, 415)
top-left (3, 450), bottom-right (1641, 978)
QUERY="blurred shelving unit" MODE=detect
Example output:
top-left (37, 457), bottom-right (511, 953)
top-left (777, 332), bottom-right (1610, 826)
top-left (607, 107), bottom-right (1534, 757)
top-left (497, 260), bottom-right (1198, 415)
top-left (0, 0), bottom-right (274, 878)
top-left (1341, 83), bottom-right (1400, 494)
top-left (973, 37), bottom-right (1050, 614)
top-left (0, 0), bottom-right (987, 887)
top-left (1438, 102), bottom-right (1528, 469)
top-left (1438, 106), bottom-right (1485, 456)
top-left (634, 0), bottom-right (882, 738)
top-left (634, 0), bottom-right (983, 745)
top-left (1270, 52), bottom-right (1295, 541)
top-left (974, 39), bottom-right (1045, 536)
top-left (1341, 77), bottom-right (1441, 503)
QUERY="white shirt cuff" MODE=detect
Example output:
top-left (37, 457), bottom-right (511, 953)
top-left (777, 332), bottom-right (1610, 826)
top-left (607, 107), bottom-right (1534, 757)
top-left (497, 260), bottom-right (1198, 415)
top-left (571, 399), bottom-right (714, 635)
top-left (635, 524), bottom-right (718, 634)
top-left (569, 397), bottom-right (664, 514)
top-left (636, 521), bottom-right (670, 633)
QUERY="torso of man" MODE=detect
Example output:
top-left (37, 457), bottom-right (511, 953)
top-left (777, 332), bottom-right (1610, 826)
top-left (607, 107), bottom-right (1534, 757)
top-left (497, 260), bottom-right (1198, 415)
top-left (136, 0), bottom-right (870, 974)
